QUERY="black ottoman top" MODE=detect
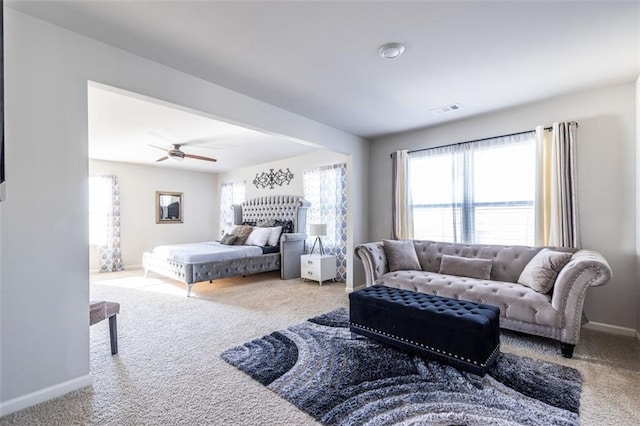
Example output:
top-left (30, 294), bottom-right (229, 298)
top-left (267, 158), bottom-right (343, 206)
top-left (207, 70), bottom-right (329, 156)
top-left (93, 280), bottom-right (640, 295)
top-left (349, 286), bottom-right (501, 375)
top-left (351, 285), bottom-right (500, 327)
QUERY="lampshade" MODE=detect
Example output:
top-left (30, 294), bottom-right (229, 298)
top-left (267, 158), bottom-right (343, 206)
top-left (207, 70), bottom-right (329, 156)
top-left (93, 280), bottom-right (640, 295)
top-left (309, 223), bottom-right (327, 236)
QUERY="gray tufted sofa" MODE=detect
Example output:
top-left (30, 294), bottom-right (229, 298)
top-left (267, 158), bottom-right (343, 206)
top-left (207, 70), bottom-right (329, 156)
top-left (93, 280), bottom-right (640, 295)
top-left (355, 240), bottom-right (612, 357)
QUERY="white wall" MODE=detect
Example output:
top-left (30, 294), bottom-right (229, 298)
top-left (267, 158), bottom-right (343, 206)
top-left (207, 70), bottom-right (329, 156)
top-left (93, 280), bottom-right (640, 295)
top-left (89, 160), bottom-right (217, 270)
top-left (217, 149), bottom-right (347, 224)
top-left (0, 9), bottom-right (368, 414)
top-left (370, 83), bottom-right (637, 329)
top-left (636, 75), bottom-right (640, 335)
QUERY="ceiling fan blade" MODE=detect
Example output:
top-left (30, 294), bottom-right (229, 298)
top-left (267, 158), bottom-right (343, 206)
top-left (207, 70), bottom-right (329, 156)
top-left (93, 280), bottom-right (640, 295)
top-left (148, 144), bottom-right (169, 152)
top-left (184, 153), bottom-right (217, 162)
top-left (156, 156), bottom-right (169, 162)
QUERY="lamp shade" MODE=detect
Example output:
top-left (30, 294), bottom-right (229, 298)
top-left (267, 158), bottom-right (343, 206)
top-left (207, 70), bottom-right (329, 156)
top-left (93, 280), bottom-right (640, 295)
top-left (309, 223), bottom-right (327, 236)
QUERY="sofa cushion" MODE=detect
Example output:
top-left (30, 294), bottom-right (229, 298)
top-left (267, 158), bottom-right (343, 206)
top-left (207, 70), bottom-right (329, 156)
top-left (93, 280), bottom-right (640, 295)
top-left (375, 270), bottom-right (561, 328)
top-left (412, 240), bottom-right (545, 283)
top-left (382, 239), bottom-right (421, 272)
top-left (438, 254), bottom-right (492, 280)
top-left (518, 249), bottom-right (573, 293)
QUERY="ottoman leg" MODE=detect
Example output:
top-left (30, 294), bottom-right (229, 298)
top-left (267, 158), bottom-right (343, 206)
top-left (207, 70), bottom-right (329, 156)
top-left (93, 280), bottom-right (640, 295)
top-left (108, 315), bottom-right (118, 355)
top-left (560, 343), bottom-right (574, 358)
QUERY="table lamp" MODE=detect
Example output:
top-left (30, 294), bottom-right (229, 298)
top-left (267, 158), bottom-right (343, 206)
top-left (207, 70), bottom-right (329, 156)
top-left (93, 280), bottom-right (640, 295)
top-left (309, 223), bottom-right (327, 255)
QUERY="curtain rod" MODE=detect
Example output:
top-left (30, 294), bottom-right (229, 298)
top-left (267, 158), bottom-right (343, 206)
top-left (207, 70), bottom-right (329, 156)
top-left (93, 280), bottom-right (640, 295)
top-left (390, 122), bottom-right (578, 157)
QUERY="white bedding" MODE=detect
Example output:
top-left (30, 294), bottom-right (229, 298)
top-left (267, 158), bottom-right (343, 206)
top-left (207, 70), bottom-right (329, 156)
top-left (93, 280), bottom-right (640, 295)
top-left (151, 242), bottom-right (263, 263)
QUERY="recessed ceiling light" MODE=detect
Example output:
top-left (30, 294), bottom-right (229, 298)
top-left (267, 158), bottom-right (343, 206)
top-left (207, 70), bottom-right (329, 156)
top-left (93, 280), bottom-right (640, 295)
top-left (378, 42), bottom-right (405, 59)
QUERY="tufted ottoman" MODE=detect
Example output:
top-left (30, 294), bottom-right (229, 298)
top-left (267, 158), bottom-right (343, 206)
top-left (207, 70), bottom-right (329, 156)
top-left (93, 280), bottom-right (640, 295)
top-left (349, 285), bottom-right (500, 375)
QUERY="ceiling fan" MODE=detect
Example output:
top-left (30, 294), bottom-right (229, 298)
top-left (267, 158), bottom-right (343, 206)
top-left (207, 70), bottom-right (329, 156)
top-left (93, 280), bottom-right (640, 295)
top-left (149, 143), bottom-right (217, 163)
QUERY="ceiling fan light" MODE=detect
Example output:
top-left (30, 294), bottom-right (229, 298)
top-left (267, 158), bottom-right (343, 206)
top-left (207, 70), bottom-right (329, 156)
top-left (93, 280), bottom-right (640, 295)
top-left (168, 154), bottom-right (184, 162)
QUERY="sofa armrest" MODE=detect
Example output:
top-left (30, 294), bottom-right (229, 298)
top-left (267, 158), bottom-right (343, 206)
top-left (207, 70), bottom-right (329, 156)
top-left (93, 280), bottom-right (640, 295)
top-left (551, 249), bottom-right (612, 344)
top-left (355, 242), bottom-right (388, 285)
top-left (280, 233), bottom-right (306, 279)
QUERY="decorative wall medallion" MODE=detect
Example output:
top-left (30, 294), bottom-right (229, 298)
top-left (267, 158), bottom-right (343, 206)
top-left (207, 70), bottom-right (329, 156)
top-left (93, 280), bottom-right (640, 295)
top-left (253, 168), bottom-right (294, 189)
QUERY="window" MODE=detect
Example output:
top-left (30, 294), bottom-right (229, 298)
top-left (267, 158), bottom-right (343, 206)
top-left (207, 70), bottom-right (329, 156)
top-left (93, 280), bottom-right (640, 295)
top-left (220, 181), bottom-right (246, 228)
top-left (89, 175), bottom-right (111, 246)
top-left (409, 132), bottom-right (536, 245)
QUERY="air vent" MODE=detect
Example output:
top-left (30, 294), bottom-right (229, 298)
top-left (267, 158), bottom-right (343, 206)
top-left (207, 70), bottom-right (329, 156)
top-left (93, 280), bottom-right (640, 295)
top-left (430, 103), bottom-right (462, 115)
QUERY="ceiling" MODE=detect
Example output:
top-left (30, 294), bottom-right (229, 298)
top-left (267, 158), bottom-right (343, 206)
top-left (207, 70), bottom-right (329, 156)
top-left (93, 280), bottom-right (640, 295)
top-left (9, 1), bottom-right (640, 170)
top-left (88, 84), bottom-right (315, 173)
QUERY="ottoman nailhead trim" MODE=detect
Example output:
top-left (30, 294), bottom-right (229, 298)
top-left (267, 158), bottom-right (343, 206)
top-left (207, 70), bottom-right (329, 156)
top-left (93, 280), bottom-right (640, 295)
top-left (350, 322), bottom-right (499, 368)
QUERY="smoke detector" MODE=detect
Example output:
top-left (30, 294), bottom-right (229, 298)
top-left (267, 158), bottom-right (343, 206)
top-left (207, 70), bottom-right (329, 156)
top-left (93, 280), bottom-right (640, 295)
top-left (430, 104), bottom-right (462, 115)
top-left (378, 42), bottom-right (406, 59)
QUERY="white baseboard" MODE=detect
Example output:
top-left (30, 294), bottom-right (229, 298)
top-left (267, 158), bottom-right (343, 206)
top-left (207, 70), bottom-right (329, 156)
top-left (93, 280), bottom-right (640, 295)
top-left (126, 264), bottom-right (143, 270)
top-left (0, 374), bottom-right (92, 417)
top-left (583, 321), bottom-right (638, 338)
top-left (90, 264), bottom-right (144, 274)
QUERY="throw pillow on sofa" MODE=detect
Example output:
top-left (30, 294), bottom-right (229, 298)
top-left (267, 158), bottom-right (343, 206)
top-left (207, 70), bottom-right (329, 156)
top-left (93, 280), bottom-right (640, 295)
top-left (382, 239), bottom-right (422, 271)
top-left (438, 254), bottom-right (492, 280)
top-left (518, 248), bottom-right (573, 293)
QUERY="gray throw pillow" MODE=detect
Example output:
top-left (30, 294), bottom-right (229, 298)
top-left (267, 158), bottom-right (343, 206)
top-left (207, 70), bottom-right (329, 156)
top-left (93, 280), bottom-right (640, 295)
top-left (438, 254), bottom-right (492, 280)
top-left (518, 248), bottom-right (573, 293)
top-left (382, 239), bottom-right (421, 272)
top-left (220, 233), bottom-right (238, 245)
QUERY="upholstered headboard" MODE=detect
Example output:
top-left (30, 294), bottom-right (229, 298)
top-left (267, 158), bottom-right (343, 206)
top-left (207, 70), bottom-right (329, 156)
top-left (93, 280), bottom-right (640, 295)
top-left (231, 195), bottom-right (311, 233)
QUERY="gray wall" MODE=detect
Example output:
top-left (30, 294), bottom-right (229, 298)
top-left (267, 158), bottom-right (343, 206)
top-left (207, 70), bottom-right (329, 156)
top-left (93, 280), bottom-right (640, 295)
top-left (370, 83), bottom-right (637, 329)
top-left (0, 9), bottom-right (368, 414)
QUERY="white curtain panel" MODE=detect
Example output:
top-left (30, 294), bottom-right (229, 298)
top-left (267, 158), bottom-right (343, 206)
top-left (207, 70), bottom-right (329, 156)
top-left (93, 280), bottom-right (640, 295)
top-left (90, 174), bottom-right (124, 272)
top-left (391, 150), bottom-right (414, 240)
top-left (303, 163), bottom-right (348, 281)
top-left (534, 122), bottom-right (580, 248)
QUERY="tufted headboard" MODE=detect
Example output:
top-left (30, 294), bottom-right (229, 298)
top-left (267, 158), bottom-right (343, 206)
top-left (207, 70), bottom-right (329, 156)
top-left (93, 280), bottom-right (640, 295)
top-left (231, 195), bottom-right (311, 233)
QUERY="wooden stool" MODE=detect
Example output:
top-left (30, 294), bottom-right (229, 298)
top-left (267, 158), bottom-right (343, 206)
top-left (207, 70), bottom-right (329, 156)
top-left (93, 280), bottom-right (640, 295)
top-left (90, 301), bottom-right (120, 355)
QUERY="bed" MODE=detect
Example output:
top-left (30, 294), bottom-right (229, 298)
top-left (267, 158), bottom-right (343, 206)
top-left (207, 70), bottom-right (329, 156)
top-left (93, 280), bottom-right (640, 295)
top-left (142, 195), bottom-right (310, 296)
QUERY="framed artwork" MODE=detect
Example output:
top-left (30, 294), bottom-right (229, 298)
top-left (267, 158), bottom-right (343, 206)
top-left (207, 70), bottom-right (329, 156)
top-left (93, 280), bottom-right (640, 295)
top-left (156, 191), bottom-right (183, 224)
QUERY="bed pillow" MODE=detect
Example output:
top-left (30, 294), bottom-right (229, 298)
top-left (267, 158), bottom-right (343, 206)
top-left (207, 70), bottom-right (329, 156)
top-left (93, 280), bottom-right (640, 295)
top-left (221, 223), bottom-right (237, 238)
top-left (258, 219), bottom-right (277, 227)
top-left (382, 239), bottom-right (421, 272)
top-left (220, 233), bottom-right (238, 245)
top-left (275, 220), bottom-right (295, 233)
top-left (267, 226), bottom-right (283, 246)
top-left (245, 227), bottom-right (272, 246)
top-left (438, 254), bottom-right (492, 280)
top-left (518, 248), bottom-right (573, 293)
top-left (231, 225), bottom-right (254, 245)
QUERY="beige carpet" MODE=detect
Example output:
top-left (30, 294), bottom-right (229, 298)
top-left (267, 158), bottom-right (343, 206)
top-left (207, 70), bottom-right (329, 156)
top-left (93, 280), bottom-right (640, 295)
top-left (1, 270), bottom-right (638, 425)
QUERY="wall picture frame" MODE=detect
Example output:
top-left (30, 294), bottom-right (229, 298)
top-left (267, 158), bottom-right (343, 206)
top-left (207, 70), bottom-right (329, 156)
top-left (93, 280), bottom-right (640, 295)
top-left (156, 191), bottom-right (183, 224)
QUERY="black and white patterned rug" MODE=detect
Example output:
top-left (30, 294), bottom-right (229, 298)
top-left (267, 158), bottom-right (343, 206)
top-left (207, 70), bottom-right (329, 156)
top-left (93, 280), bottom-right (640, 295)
top-left (221, 308), bottom-right (581, 425)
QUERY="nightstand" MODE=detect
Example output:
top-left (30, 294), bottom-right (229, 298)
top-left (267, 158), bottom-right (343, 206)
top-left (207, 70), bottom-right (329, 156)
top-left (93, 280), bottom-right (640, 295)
top-left (301, 254), bottom-right (336, 285)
